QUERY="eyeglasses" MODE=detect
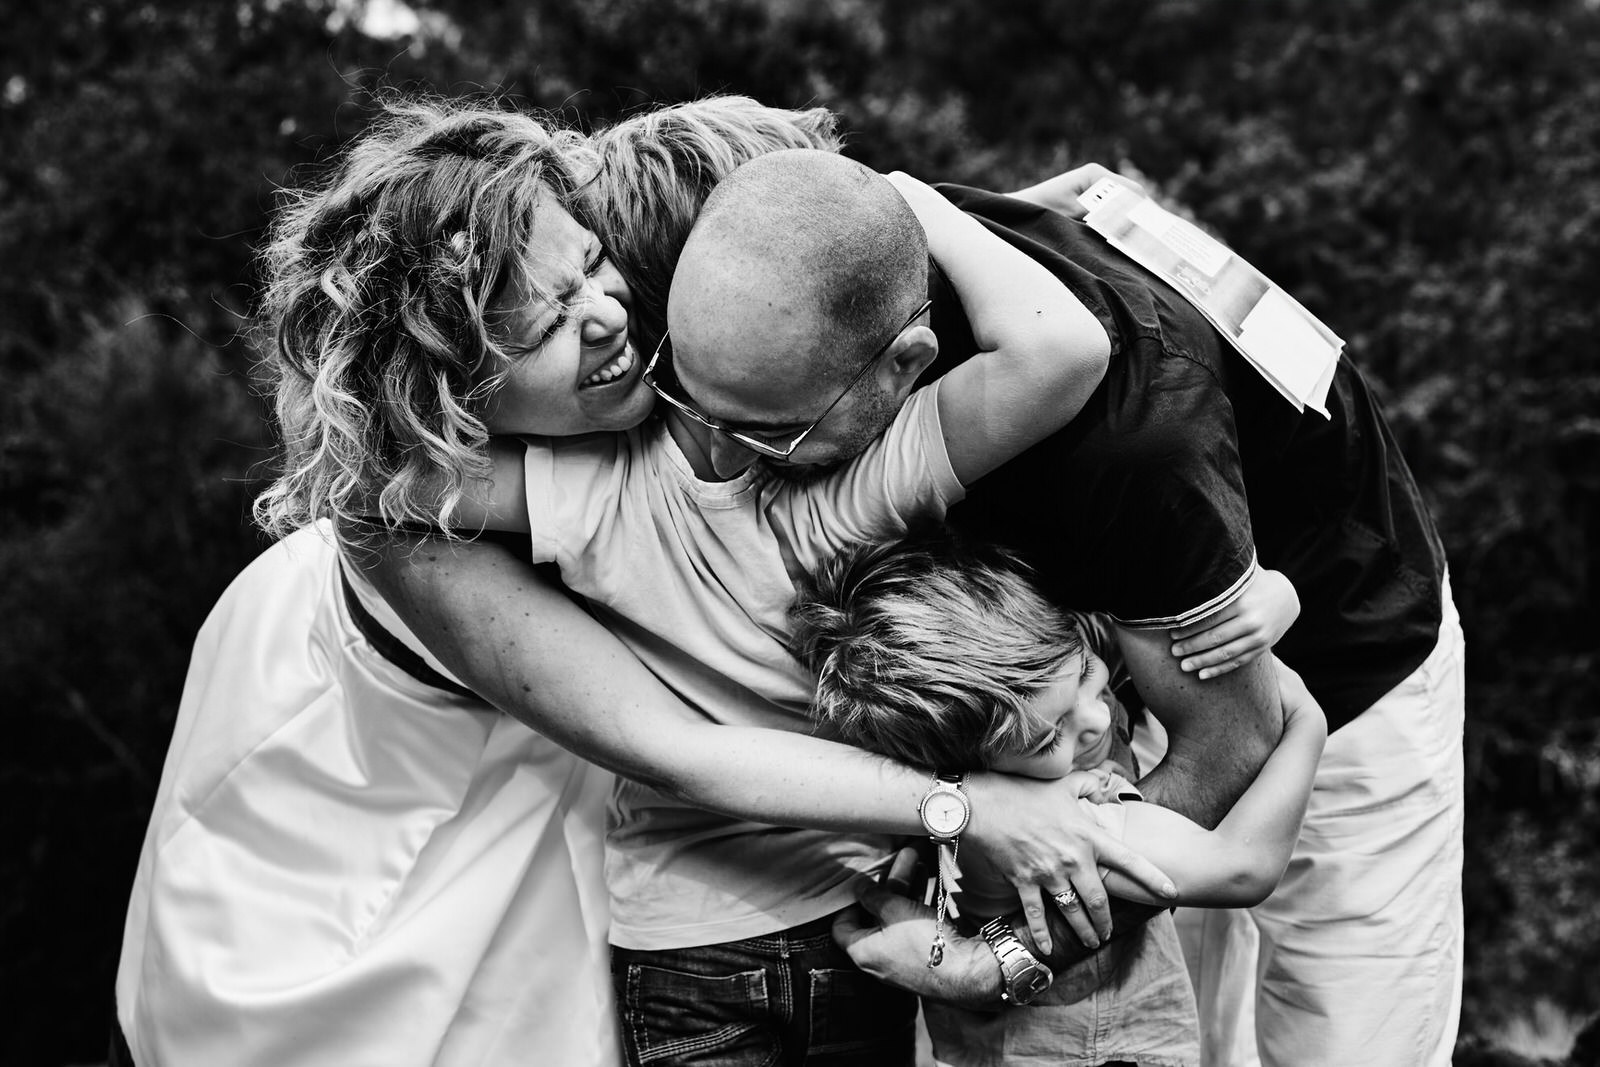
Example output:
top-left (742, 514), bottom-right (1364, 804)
top-left (643, 298), bottom-right (933, 461)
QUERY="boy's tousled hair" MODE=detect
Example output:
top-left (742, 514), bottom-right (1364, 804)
top-left (583, 95), bottom-right (844, 355)
top-left (253, 95), bottom-right (591, 538)
top-left (790, 534), bottom-right (1085, 771)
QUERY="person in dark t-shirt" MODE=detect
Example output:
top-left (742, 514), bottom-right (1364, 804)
top-left (680, 176), bottom-right (1463, 1067)
top-left (908, 185), bottom-right (1464, 1067)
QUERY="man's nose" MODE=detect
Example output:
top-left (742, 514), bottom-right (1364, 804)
top-left (709, 433), bottom-right (760, 479)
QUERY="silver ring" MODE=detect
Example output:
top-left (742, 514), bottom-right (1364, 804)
top-left (1053, 887), bottom-right (1080, 911)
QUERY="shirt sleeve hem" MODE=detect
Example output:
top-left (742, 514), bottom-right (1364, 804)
top-left (1107, 553), bottom-right (1259, 630)
top-left (918, 380), bottom-right (967, 513)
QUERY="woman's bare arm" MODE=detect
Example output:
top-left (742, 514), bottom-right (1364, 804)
top-left (348, 526), bottom-right (1174, 934)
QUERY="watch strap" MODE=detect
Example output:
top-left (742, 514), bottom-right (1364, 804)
top-left (979, 915), bottom-right (1053, 1005)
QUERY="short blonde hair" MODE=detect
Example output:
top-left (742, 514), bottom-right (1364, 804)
top-left (790, 534), bottom-right (1085, 771)
top-left (582, 95), bottom-right (844, 353)
top-left (253, 96), bottom-right (590, 538)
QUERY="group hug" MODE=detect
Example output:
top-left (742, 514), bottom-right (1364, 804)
top-left (113, 91), bottom-right (1464, 1067)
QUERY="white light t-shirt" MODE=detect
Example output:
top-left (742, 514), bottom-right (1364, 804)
top-left (523, 383), bottom-right (963, 949)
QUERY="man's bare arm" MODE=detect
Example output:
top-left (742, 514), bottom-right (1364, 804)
top-left (1116, 622), bottom-right (1283, 827)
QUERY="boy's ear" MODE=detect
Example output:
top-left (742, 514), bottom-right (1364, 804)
top-left (880, 325), bottom-right (939, 395)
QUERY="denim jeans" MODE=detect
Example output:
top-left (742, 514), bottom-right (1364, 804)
top-left (610, 912), bottom-right (918, 1066)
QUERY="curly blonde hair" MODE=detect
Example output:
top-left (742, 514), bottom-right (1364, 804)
top-left (253, 96), bottom-right (593, 537)
top-left (790, 534), bottom-right (1086, 772)
top-left (582, 95), bottom-right (844, 354)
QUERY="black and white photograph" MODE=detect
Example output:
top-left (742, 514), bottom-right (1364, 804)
top-left (4, 2), bottom-right (1596, 1064)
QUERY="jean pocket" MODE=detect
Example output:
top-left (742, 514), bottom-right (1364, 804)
top-left (615, 962), bottom-right (772, 1066)
top-left (806, 967), bottom-right (917, 1060)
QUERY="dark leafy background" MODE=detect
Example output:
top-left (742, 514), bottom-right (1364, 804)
top-left (2, 1), bottom-right (1596, 1063)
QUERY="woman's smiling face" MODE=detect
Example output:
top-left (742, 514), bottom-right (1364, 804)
top-left (475, 195), bottom-right (655, 437)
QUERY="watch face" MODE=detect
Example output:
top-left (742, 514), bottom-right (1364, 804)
top-left (1018, 965), bottom-right (1053, 1000)
top-left (923, 791), bottom-right (967, 836)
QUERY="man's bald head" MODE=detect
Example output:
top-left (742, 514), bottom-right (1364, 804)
top-left (669, 149), bottom-right (929, 389)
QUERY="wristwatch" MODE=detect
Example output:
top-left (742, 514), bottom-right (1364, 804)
top-left (978, 915), bottom-right (1054, 1005)
top-left (917, 772), bottom-right (970, 844)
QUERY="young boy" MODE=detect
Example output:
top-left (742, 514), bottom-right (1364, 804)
top-left (790, 533), bottom-right (1324, 1067)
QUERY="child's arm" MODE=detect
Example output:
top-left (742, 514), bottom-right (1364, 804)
top-left (1169, 567), bottom-right (1300, 680)
top-left (430, 437), bottom-right (533, 534)
top-left (1101, 658), bottom-right (1326, 907)
top-left (885, 173), bottom-right (1110, 486)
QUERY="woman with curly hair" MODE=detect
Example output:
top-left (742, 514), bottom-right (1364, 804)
top-left (114, 92), bottom-right (1134, 1066)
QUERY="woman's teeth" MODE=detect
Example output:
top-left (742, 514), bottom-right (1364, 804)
top-left (581, 346), bottom-right (635, 387)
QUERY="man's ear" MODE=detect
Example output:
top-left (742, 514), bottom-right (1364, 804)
top-left (880, 325), bottom-right (939, 397)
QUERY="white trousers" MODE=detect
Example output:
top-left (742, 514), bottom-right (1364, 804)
top-left (1138, 579), bottom-right (1465, 1067)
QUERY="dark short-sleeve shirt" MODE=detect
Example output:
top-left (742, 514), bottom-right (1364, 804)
top-left (928, 185), bottom-right (1446, 732)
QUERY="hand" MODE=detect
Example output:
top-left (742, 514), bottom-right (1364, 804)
top-left (1062, 764), bottom-right (1136, 805)
top-left (1169, 568), bottom-right (1300, 679)
top-left (833, 879), bottom-right (1004, 1008)
top-left (1008, 163), bottom-right (1145, 218)
top-left (961, 772), bottom-right (1175, 955)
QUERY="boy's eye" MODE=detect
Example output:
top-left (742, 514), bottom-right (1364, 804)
top-left (1031, 718), bottom-right (1069, 756)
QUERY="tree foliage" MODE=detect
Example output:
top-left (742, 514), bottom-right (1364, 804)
top-left (2, 0), bottom-right (1595, 1061)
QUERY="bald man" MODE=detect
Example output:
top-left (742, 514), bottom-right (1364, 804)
top-left (664, 154), bottom-right (1462, 1067)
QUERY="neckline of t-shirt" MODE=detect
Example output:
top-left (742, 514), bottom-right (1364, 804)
top-left (650, 418), bottom-right (769, 505)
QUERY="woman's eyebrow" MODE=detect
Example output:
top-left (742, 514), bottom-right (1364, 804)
top-left (531, 258), bottom-right (589, 323)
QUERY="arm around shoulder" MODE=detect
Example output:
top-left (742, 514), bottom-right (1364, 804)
top-left (884, 172), bottom-right (1109, 486)
top-left (344, 523), bottom-right (939, 833)
top-left (1107, 659), bottom-right (1325, 907)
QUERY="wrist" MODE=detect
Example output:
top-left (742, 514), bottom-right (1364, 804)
top-left (951, 931), bottom-right (1007, 1006)
top-left (957, 772), bottom-right (1002, 851)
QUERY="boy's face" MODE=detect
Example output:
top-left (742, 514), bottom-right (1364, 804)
top-left (990, 651), bottom-right (1115, 780)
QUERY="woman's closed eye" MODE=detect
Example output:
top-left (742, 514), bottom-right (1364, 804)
top-left (532, 246), bottom-right (612, 346)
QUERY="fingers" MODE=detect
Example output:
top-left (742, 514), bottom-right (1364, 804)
top-left (854, 879), bottom-right (936, 924)
top-left (831, 904), bottom-right (874, 950)
top-left (881, 845), bottom-right (921, 897)
top-left (1014, 883), bottom-right (1056, 956)
top-left (1171, 616), bottom-right (1251, 657)
top-left (1049, 882), bottom-right (1101, 949)
top-left (1179, 636), bottom-right (1269, 678)
top-left (1168, 598), bottom-right (1243, 640)
top-left (1197, 657), bottom-right (1246, 679)
top-left (1069, 864), bottom-right (1114, 943)
top-left (1062, 162), bottom-right (1113, 196)
top-left (1097, 840), bottom-right (1178, 903)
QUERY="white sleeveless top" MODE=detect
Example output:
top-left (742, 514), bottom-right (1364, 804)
top-left (115, 522), bottom-right (619, 1065)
